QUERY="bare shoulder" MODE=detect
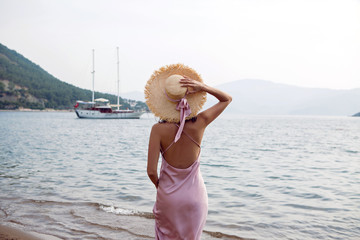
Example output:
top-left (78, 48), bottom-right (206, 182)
top-left (193, 113), bottom-right (209, 129)
top-left (151, 122), bottom-right (161, 130)
top-left (151, 122), bottom-right (175, 134)
top-left (183, 118), bottom-right (206, 137)
top-left (196, 100), bottom-right (231, 127)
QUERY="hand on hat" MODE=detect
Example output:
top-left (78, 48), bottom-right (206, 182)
top-left (180, 76), bottom-right (205, 94)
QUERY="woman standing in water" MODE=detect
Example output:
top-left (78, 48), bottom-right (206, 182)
top-left (145, 63), bottom-right (232, 240)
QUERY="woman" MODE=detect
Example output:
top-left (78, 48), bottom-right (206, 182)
top-left (145, 64), bottom-right (232, 240)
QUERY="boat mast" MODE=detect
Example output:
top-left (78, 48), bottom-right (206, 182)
top-left (117, 47), bottom-right (120, 111)
top-left (92, 49), bottom-right (95, 102)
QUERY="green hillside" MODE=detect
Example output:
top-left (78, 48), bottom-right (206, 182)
top-left (0, 43), bottom-right (147, 110)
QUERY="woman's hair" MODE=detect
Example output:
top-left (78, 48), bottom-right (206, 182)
top-left (159, 116), bottom-right (197, 123)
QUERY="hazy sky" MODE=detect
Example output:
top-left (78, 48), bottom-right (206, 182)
top-left (1, 0), bottom-right (359, 94)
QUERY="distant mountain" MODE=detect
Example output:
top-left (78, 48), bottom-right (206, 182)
top-left (121, 79), bottom-right (360, 116)
top-left (204, 79), bottom-right (360, 116)
top-left (0, 43), bottom-right (147, 110)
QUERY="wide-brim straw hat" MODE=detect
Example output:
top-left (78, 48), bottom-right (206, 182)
top-left (144, 63), bottom-right (207, 122)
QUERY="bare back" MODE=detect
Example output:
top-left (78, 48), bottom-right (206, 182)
top-left (147, 82), bottom-right (232, 188)
top-left (158, 120), bottom-right (205, 169)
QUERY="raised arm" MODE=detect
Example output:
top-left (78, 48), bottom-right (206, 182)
top-left (180, 77), bottom-right (232, 126)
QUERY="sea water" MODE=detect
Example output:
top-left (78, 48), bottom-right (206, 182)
top-left (0, 112), bottom-right (359, 240)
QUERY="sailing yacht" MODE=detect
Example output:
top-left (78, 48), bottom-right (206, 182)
top-left (74, 48), bottom-right (143, 119)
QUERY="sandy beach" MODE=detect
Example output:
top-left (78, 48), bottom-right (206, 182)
top-left (0, 224), bottom-right (248, 240)
top-left (0, 225), bottom-right (62, 240)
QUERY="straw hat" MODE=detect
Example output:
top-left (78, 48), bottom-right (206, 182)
top-left (144, 63), bottom-right (207, 123)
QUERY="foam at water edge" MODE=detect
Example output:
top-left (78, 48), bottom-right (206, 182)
top-left (99, 205), bottom-right (138, 215)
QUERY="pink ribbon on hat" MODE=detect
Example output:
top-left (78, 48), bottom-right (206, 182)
top-left (164, 90), bottom-right (191, 142)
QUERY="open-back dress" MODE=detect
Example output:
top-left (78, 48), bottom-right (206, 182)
top-left (153, 126), bottom-right (208, 240)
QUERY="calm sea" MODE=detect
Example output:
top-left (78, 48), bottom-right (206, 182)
top-left (0, 112), bottom-right (359, 240)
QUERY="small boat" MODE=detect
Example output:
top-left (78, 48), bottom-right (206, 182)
top-left (74, 48), bottom-right (144, 119)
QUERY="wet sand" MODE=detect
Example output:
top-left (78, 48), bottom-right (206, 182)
top-left (0, 225), bottom-right (62, 240)
top-left (0, 224), bottom-right (249, 240)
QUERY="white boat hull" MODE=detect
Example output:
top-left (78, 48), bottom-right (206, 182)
top-left (75, 109), bottom-right (143, 119)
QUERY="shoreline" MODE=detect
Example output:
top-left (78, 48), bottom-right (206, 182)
top-left (0, 108), bottom-right (73, 112)
top-left (0, 224), bottom-right (248, 240)
top-left (0, 225), bottom-right (62, 240)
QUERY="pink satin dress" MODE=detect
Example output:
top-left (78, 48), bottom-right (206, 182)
top-left (153, 127), bottom-right (208, 240)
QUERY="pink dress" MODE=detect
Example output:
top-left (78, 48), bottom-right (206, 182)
top-left (153, 127), bottom-right (208, 240)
